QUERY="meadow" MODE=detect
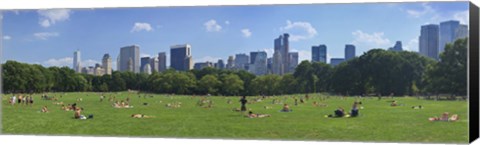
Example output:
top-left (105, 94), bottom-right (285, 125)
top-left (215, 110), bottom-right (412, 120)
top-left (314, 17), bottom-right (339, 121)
top-left (1, 92), bottom-right (469, 143)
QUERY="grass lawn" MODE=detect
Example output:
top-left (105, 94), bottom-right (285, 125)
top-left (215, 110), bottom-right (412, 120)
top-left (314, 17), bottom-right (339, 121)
top-left (1, 92), bottom-right (469, 143)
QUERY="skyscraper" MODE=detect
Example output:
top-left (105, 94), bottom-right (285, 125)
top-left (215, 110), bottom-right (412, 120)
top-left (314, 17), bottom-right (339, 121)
top-left (119, 45), bottom-right (140, 73)
top-left (389, 41), bottom-right (403, 52)
top-left (345, 44), bottom-right (356, 61)
top-left (273, 33), bottom-right (290, 75)
top-left (158, 52), bottom-right (167, 72)
top-left (288, 52), bottom-right (299, 73)
top-left (73, 50), bottom-right (81, 73)
top-left (150, 57), bottom-right (159, 72)
top-left (216, 59), bottom-right (225, 69)
top-left (439, 20), bottom-right (460, 54)
top-left (250, 52), bottom-right (259, 65)
top-left (267, 57), bottom-right (273, 74)
top-left (102, 53), bottom-right (112, 75)
top-left (170, 44), bottom-right (193, 71)
top-left (312, 45), bottom-right (327, 63)
top-left (419, 24), bottom-right (440, 60)
top-left (455, 24), bottom-right (468, 40)
top-left (226, 56), bottom-right (235, 70)
top-left (234, 53), bottom-right (249, 70)
top-left (140, 57), bottom-right (151, 73)
top-left (194, 62), bottom-right (214, 70)
top-left (330, 58), bottom-right (345, 66)
top-left (250, 51), bottom-right (267, 75)
top-left (116, 54), bottom-right (120, 71)
top-left (143, 63), bottom-right (152, 75)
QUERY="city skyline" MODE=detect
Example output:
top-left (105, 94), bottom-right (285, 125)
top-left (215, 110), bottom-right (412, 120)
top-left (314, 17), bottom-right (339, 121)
top-left (1, 2), bottom-right (469, 70)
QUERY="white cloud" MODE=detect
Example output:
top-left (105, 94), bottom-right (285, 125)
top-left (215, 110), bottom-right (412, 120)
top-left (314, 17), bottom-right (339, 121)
top-left (241, 29), bottom-right (252, 38)
top-left (3, 35), bottom-right (11, 40)
top-left (140, 53), bottom-right (152, 58)
top-left (453, 10), bottom-right (469, 25)
top-left (403, 39), bottom-right (419, 52)
top-left (33, 32), bottom-right (59, 40)
top-left (225, 21), bottom-right (230, 25)
top-left (131, 22), bottom-right (153, 32)
top-left (280, 20), bottom-right (317, 41)
top-left (204, 19), bottom-right (222, 32)
top-left (43, 57), bottom-right (73, 67)
top-left (37, 9), bottom-right (71, 27)
top-left (194, 56), bottom-right (221, 63)
top-left (406, 3), bottom-right (435, 18)
top-left (351, 30), bottom-right (392, 49)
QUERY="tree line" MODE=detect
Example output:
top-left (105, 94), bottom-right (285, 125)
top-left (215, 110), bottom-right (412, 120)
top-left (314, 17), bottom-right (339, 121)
top-left (1, 38), bottom-right (467, 97)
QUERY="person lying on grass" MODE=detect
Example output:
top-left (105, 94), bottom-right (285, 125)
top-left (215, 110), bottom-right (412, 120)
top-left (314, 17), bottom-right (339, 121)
top-left (113, 100), bottom-right (133, 108)
top-left (246, 111), bottom-right (271, 118)
top-left (131, 114), bottom-right (155, 118)
top-left (41, 106), bottom-right (49, 113)
top-left (326, 107), bottom-right (351, 118)
top-left (280, 104), bottom-right (292, 112)
top-left (428, 112), bottom-right (459, 122)
top-left (412, 105), bottom-right (423, 109)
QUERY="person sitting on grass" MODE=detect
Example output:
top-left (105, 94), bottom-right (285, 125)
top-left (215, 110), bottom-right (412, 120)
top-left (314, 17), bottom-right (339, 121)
top-left (280, 104), bottom-right (292, 112)
top-left (326, 107), bottom-right (348, 118)
top-left (74, 108), bottom-right (93, 120)
top-left (41, 106), bottom-right (49, 113)
top-left (390, 100), bottom-right (398, 106)
top-left (131, 114), bottom-right (155, 118)
top-left (246, 111), bottom-right (271, 118)
top-left (350, 102), bottom-right (359, 117)
top-left (429, 112), bottom-right (459, 122)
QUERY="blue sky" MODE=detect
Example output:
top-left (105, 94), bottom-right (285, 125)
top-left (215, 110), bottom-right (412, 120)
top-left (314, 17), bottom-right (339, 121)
top-left (1, 2), bottom-right (469, 70)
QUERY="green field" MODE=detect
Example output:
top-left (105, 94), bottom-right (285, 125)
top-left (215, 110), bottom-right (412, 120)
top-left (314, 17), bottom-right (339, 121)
top-left (1, 92), bottom-right (469, 143)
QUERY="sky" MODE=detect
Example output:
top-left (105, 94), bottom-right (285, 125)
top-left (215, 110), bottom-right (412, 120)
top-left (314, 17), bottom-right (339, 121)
top-left (0, 1), bottom-right (469, 70)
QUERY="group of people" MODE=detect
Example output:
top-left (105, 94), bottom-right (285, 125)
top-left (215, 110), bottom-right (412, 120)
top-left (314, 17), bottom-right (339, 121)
top-left (429, 112), bottom-right (459, 122)
top-left (113, 100), bottom-right (133, 108)
top-left (326, 101), bottom-right (361, 118)
top-left (9, 95), bottom-right (34, 105)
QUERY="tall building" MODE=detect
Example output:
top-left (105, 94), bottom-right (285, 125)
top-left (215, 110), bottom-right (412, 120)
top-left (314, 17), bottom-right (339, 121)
top-left (439, 20), bottom-right (460, 54)
top-left (345, 44), bottom-right (356, 61)
top-left (389, 41), bottom-right (403, 51)
top-left (455, 24), bottom-right (468, 40)
top-left (267, 57), bottom-right (273, 74)
top-left (249, 51), bottom-right (267, 75)
top-left (140, 57), bottom-right (151, 73)
top-left (272, 51), bottom-right (283, 75)
top-left (94, 63), bottom-right (105, 76)
top-left (150, 57), bottom-right (159, 72)
top-left (234, 53), bottom-right (249, 70)
top-left (273, 33), bottom-right (290, 75)
top-left (330, 58), bottom-right (345, 66)
top-left (158, 52), bottom-right (167, 72)
top-left (119, 45), bottom-right (140, 73)
top-left (102, 53), bottom-right (112, 75)
top-left (288, 52), bottom-right (299, 73)
top-left (250, 52), bottom-right (259, 65)
top-left (143, 63), bottom-right (152, 75)
top-left (419, 24), bottom-right (440, 60)
top-left (312, 45), bottom-right (327, 63)
top-left (226, 56), bottom-right (235, 70)
top-left (73, 50), bottom-right (81, 73)
top-left (170, 44), bottom-right (193, 71)
top-left (194, 62), bottom-right (214, 70)
top-left (216, 59), bottom-right (225, 69)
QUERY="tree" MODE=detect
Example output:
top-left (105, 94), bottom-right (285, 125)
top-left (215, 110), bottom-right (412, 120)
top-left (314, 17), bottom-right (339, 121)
top-left (198, 74), bottom-right (221, 95)
top-left (220, 74), bottom-right (244, 96)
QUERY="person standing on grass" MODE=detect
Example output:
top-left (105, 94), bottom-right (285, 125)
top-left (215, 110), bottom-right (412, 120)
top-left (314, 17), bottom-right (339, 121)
top-left (240, 96), bottom-right (248, 112)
